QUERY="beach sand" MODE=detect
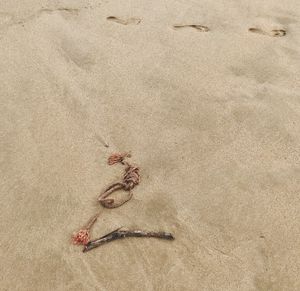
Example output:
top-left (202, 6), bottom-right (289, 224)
top-left (0, 0), bottom-right (300, 290)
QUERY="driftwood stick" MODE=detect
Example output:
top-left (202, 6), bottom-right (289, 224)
top-left (83, 229), bottom-right (175, 252)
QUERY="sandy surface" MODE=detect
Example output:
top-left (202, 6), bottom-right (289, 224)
top-left (1, 0), bottom-right (300, 290)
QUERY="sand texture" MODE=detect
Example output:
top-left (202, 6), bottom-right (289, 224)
top-left (1, 0), bottom-right (300, 290)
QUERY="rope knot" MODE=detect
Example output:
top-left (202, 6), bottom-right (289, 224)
top-left (99, 153), bottom-right (140, 208)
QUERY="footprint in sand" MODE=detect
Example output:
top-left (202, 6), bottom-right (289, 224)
top-left (248, 27), bottom-right (286, 37)
top-left (173, 24), bottom-right (209, 32)
top-left (106, 16), bottom-right (141, 25)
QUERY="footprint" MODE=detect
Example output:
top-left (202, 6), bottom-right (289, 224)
top-left (249, 28), bottom-right (286, 37)
top-left (173, 24), bottom-right (209, 32)
top-left (106, 16), bottom-right (141, 25)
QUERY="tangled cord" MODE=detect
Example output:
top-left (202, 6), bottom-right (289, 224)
top-left (98, 154), bottom-right (140, 208)
top-left (107, 152), bottom-right (131, 165)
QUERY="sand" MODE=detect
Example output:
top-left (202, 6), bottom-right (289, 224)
top-left (1, 0), bottom-right (300, 290)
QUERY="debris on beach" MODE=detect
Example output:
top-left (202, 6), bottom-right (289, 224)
top-left (98, 153), bottom-right (140, 208)
top-left (71, 152), bottom-right (174, 251)
top-left (71, 213), bottom-right (100, 245)
top-left (107, 152), bottom-right (131, 165)
top-left (83, 228), bottom-right (175, 252)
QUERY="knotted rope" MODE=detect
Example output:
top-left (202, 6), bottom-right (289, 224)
top-left (98, 155), bottom-right (140, 208)
top-left (107, 152), bottom-right (131, 165)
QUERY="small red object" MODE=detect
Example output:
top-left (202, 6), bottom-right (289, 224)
top-left (108, 152), bottom-right (131, 165)
top-left (72, 229), bottom-right (90, 245)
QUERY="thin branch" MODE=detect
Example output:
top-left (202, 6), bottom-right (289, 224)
top-left (83, 229), bottom-right (175, 252)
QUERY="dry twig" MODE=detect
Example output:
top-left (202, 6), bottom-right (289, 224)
top-left (83, 228), bottom-right (175, 252)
